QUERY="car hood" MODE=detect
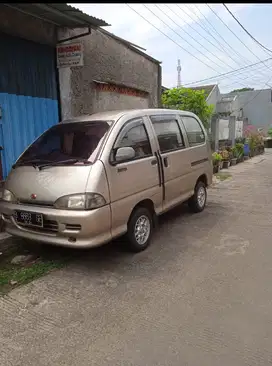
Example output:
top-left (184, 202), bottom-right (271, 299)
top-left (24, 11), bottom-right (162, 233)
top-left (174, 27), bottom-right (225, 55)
top-left (4, 165), bottom-right (92, 205)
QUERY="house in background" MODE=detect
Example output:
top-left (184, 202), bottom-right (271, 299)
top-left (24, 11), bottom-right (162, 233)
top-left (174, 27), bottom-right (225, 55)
top-left (218, 88), bottom-right (272, 134)
top-left (189, 84), bottom-right (221, 141)
top-left (189, 84), bottom-right (221, 113)
top-left (161, 83), bottom-right (272, 148)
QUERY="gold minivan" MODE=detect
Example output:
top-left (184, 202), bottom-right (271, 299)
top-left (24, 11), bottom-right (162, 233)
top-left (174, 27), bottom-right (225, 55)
top-left (0, 109), bottom-right (212, 252)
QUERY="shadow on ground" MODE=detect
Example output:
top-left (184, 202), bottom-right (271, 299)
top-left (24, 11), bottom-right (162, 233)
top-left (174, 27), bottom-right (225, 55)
top-left (0, 194), bottom-right (225, 294)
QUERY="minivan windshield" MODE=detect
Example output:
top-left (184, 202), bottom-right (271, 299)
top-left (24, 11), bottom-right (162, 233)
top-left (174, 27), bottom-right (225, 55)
top-left (15, 121), bottom-right (110, 168)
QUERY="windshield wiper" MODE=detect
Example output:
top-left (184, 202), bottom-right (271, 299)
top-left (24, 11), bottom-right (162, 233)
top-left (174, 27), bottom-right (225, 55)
top-left (38, 159), bottom-right (92, 170)
top-left (12, 159), bottom-right (52, 169)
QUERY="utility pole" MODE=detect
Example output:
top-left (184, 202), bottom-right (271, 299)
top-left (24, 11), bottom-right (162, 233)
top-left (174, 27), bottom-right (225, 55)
top-left (177, 59), bottom-right (181, 88)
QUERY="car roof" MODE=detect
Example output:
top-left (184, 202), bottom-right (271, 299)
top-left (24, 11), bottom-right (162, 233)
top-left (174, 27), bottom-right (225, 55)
top-left (61, 109), bottom-right (197, 124)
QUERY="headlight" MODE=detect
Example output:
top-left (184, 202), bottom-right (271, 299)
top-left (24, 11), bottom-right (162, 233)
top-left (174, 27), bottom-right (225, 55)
top-left (54, 193), bottom-right (106, 210)
top-left (2, 189), bottom-right (17, 203)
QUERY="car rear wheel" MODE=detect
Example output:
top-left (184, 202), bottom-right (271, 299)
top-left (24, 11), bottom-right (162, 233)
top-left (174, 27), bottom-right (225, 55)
top-left (188, 181), bottom-right (207, 213)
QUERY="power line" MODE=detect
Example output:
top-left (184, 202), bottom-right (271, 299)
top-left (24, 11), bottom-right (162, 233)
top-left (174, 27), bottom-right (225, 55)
top-left (183, 57), bottom-right (272, 86)
top-left (191, 4), bottom-right (269, 80)
top-left (163, 4), bottom-right (256, 84)
top-left (206, 3), bottom-right (272, 73)
top-left (221, 73), bottom-right (272, 90)
top-left (125, 4), bottom-right (220, 73)
top-left (164, 4), bottom-right (264, 86)
top-left (221, 78), bottom-right (269, 91)
top-left (176, 4), bottom-right (243, 67)
top-left (155, 4), bottom-right (242, 76)
top-left (189, 4), bottom-right (239, 58)
top-left (144, 4), bottom-right (266, 91)
top-left (193, 5), bottom-right (250, 67)
top-left (126, 3), bottom-right (271, 92)
top-left (142, 4), bottom-right (223, 73)
top-left (222, 4), bottom-right (272, 55)
top-left (185, 59), bottom-right (272, 86)
top-left (219, 64), bottom-right (272, 89)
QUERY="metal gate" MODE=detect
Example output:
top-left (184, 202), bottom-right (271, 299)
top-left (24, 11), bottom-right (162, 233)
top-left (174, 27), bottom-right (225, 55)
top-left (0, 33), bottom-right (59, 179)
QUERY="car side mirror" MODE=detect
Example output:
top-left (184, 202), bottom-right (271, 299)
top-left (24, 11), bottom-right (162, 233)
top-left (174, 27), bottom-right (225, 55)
top-left (115, 147), bottom-right (136, 163)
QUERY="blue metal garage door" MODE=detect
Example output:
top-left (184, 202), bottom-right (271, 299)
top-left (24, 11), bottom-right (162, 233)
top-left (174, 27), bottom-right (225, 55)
top-left (0, 33), bottom-right (59, 179)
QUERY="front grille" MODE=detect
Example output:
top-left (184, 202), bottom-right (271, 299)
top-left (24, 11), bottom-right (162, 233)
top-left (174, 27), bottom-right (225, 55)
top-left (18, 199), bottom-right (54, 208)
top-left (16, 219), bottom-right (58, 235)
top-left (44, 220), bottom-right (58, 232)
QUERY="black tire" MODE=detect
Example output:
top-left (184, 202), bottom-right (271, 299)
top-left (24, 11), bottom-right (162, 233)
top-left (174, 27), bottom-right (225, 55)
top-left (188, 181), bottom-right (207, 213)
top-left (126, 207), bottom-right (153, 253)
top-left (0, 218), bottom-right (5, 232)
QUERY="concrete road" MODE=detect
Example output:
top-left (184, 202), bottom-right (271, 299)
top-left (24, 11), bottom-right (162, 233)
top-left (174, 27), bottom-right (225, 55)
top-left (1, 152), bottom-right (272, 366)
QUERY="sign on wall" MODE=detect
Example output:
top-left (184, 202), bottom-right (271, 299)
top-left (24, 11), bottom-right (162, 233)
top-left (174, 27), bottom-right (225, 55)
top-left (56, 42), bottom-right (84, 68)
top-left (94, 81), bottom-right (148, 98)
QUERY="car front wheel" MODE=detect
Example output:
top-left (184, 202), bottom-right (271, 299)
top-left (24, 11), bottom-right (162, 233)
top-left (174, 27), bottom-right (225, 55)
top-left (126, 207), bottom-right (153, 253)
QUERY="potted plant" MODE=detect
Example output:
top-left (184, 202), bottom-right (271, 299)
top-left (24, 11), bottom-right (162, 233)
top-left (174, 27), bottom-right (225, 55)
top-left (230, 146), bottom-right (238, 165)
top-left (248, 135), bottom-right (257, 157)
top-left (256, 134), bottom-right (265, 154)
top-left (235, 143), bottom-right (244, 163)
top-left (212, 152), bottom-right (222, 173)
top-left (221, 149), bottom-right (230, 169)
top-left (243, 139), bottom-right (250, 161)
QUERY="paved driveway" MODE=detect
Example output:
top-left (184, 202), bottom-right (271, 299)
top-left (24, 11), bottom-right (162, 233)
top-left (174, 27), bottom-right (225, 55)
top-left (1, 152), bottom-right (272, 366)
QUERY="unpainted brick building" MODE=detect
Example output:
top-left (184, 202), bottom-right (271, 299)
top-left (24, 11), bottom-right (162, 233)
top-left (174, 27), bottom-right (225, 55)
top-left (58, 28), bottom-right (162, 119)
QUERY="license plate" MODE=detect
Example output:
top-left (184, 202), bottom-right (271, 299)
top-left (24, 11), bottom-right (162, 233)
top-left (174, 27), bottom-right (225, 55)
top-left (14, 210), bottom-right (43, 228)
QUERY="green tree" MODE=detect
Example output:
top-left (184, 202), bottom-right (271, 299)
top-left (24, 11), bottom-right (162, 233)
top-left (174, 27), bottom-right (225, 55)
top-left (161, 87), bottom-right (214, 129)
top-left (268, 127), bottom-right (272, 138)
top-left (230, 87), bottom-right (254, 93)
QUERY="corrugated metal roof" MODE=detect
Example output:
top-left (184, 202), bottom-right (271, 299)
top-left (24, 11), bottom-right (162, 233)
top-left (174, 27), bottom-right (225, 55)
top-left (4, 3), bottom-right (109, 27)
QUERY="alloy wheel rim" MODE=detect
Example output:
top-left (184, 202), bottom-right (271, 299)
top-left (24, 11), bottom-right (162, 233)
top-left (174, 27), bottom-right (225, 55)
top-left (134, 215), bottom-right (151, 245)
top-left (197, 186), bottom-right (206, 207)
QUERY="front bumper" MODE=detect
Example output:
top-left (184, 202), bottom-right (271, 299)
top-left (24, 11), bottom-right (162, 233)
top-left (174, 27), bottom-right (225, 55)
top-left (0, 201), bottom-right (112, 248)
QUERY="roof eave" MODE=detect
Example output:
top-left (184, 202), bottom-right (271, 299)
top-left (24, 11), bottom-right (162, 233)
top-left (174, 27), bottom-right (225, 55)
top-left (206, 84), bottom-right (218, 101)
top-left (98, 28), bottom-right (161, 65)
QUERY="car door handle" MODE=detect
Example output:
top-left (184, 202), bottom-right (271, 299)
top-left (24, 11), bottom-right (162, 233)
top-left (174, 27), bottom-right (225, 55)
top-left (117, 167), bottom-right (127, 173)
top-left (151, 159), bottom-right (157, 166)
top-left (163, 157), bottom-right (169, 167)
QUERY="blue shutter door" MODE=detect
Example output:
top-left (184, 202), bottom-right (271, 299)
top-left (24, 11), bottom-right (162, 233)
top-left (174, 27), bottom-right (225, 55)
top-left (0, 33), bottom-right (59, 179)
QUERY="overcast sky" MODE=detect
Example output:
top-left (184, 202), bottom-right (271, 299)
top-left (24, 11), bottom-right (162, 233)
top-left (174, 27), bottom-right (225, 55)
top-left (70, 3), bottom-right (272, 93)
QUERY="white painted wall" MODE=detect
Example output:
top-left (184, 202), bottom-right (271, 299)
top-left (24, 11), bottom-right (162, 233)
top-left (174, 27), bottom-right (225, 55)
top-left (92, 90), bottom-right (149, 114)
top-left (219, 119), bottom-right (229, 140)
top-left (219, 118), bottom-right (244, 140)
top-left (235, 120), bottom-right (243, 138)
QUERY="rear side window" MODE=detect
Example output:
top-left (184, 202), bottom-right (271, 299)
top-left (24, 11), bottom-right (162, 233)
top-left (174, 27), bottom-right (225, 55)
top-left (150, 115), bottom-right (185, 153)
top-left (113, 117), bottom-right (152, 161)
top-left (181, 116), bottom-right (205, 146)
